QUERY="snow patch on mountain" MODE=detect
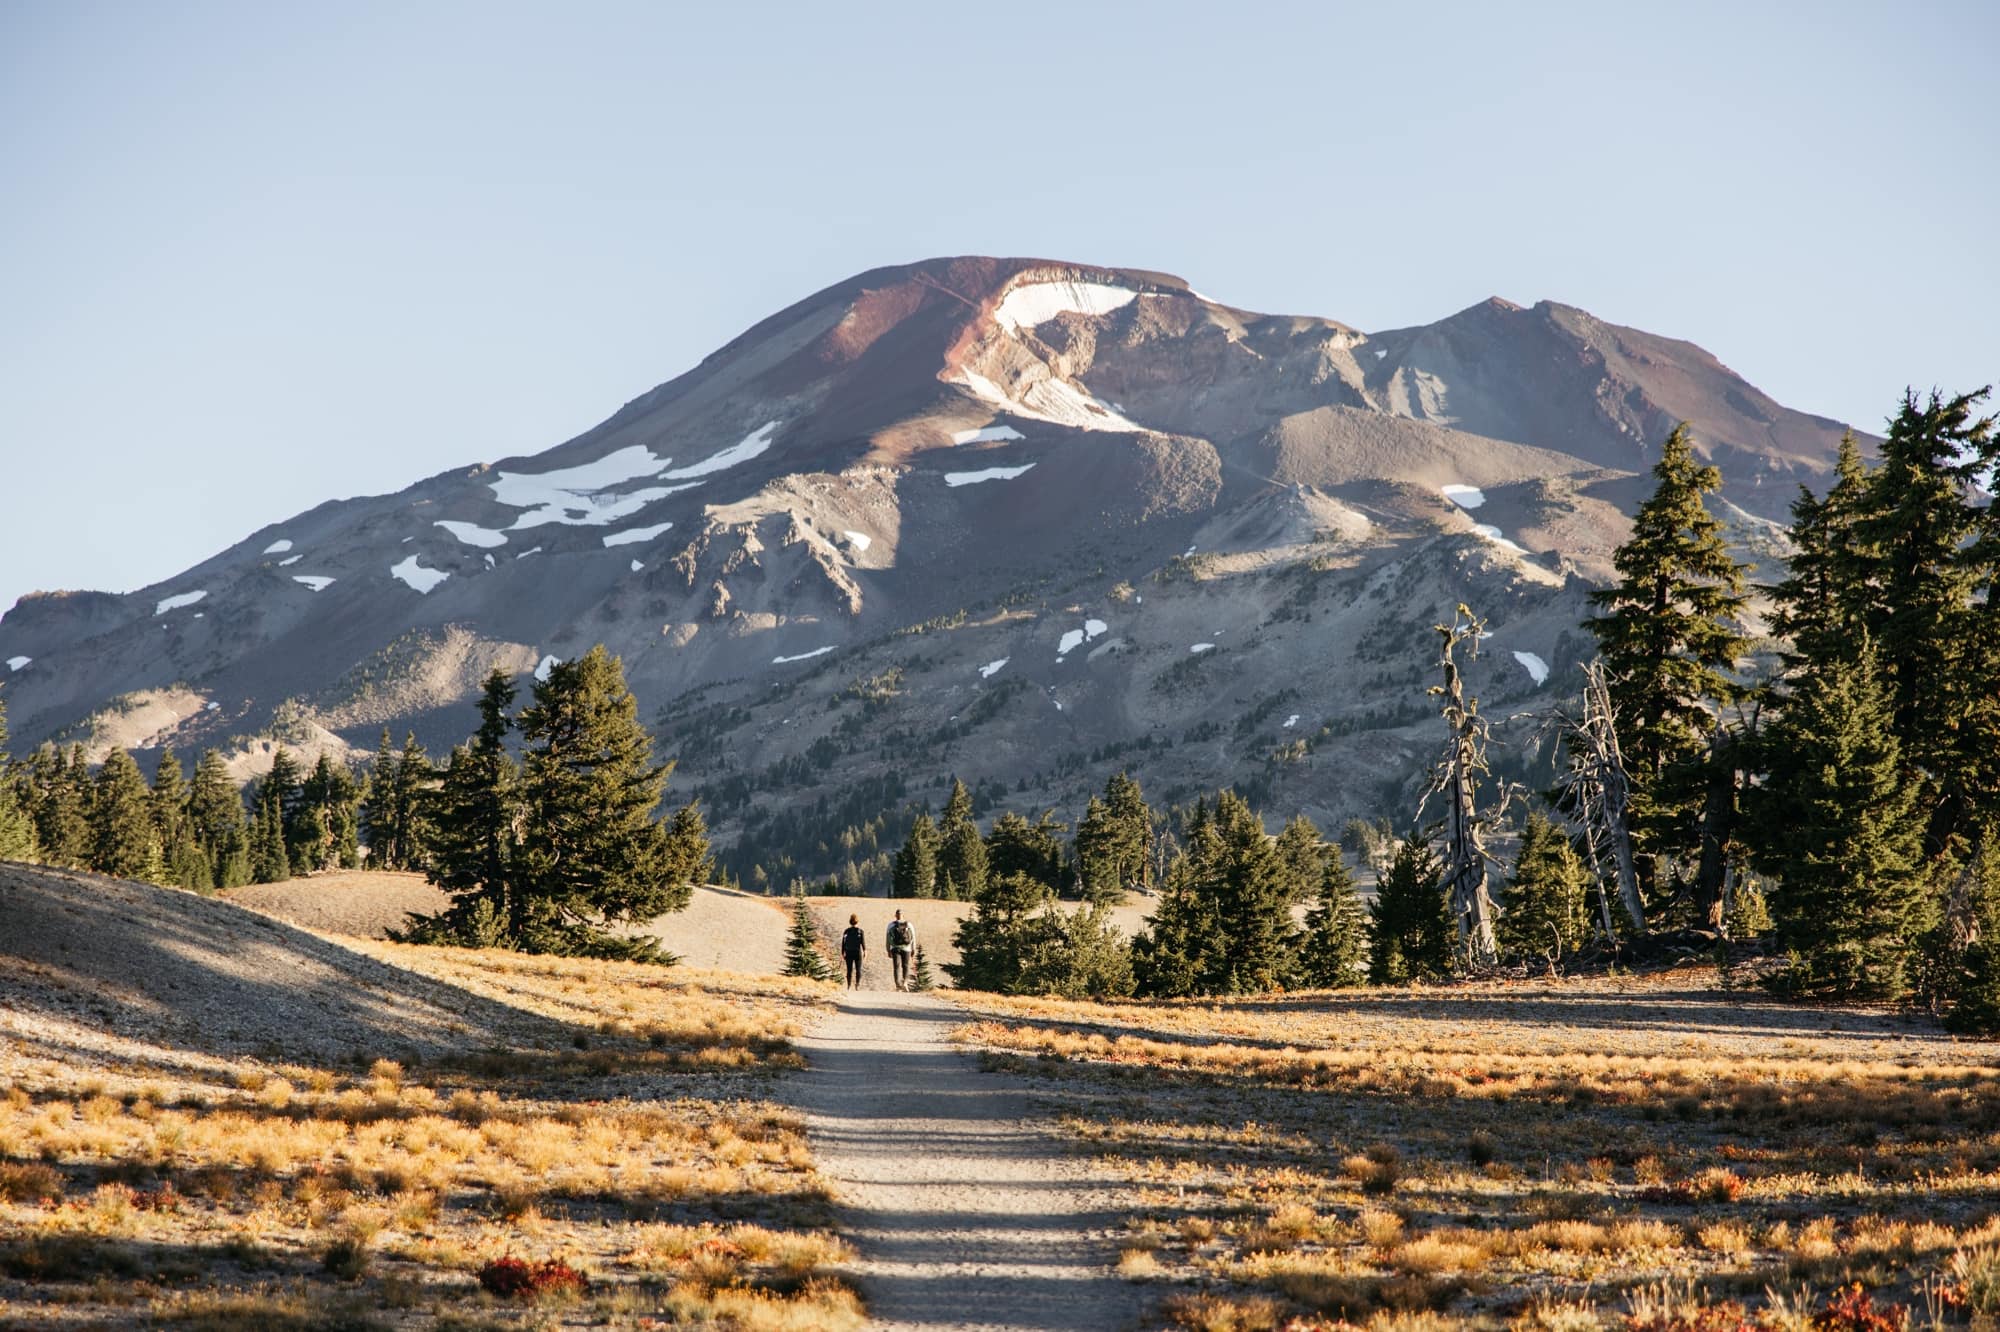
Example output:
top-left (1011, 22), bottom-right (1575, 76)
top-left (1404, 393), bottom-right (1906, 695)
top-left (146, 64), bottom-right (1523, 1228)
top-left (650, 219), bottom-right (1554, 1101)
top-left (155, 591), bottom-right (207, 615)
top-left (980, 658), bottom-right (1008, 678)
top-left (6, 656), bottom-right (29, 671)
top-left (772, 646), bottom-right (835, 665)
top-left (843, 530), bottom-right (873, 551)
top-left (629, 559), bottom-right (644, 572)
top-left (1440, 483), bottom-right (1487, 509)
top-left (1084, 619), bottom-right (1108, 640)
top-left (602, 521), bottom-right (674, 548)
top-left (435, 520), bottom-right (508, 548)
top-left (278, 555), bottom-right (302, 567)
top-left (951, 424), bottom-right (1026, 445)
top-left (263, 539), bottom-right (293, 554)
top-left (389, 557), bottom-right (448, 594)
top-left (292, 576), bottom-right (335, 592)
top-left (945, 464), bottom-right (1036, 487)
top-left (994, 280), bottom-right (1138, 332)
top-left (1512, 651), bottom-right (1551, 686)
top-left (489, 445), bottom-right (702, 530)
top-left (1284, 714), bottom-right (1300, 728)
top-left (952, 368), bottom-right (1142, 434)
top-left (1190, 642), bottom-right (1215, 654)
top-left (661, 421), bottom-right (780, 481)
top-left (1057, 629), bottom-right (1084, 656)
top-left (534, 654), bottom-right (560, 682)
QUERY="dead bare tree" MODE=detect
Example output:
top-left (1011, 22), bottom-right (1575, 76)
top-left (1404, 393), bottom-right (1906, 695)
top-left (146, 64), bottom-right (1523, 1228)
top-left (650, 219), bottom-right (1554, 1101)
top-left (1419, 604), bottom-right (1499, 969)
top-left (1550, 659), bottom-right (1646, 935)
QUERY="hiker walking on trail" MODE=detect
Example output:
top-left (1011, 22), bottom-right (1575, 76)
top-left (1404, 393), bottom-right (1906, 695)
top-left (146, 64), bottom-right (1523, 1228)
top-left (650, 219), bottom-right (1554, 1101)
top-left (840, 913), bottom-right (866, 989)
top-left (886, 910), bottom-right (915, 990)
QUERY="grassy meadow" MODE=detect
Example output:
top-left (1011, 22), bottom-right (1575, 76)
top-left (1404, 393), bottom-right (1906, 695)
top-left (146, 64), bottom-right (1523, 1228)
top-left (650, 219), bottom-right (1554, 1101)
top-left (954, 973), bottom-right (2000, 1332)
top-left (0, 946), bottom-right (858, 1331)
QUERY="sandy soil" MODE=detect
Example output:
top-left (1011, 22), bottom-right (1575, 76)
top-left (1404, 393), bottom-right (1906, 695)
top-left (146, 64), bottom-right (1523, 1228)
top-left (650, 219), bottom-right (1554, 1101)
top-left (0, 864), bottom-right (572, 1067)
top-left (788, 990), bottom-right (1150, 1331)
top-left (634, 884), bottom-right (791, 972)
top-left (224, 869), bottom-right (447, 938)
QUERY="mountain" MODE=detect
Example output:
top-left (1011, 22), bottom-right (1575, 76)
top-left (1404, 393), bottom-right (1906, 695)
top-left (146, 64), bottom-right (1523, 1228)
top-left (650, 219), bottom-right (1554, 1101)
top-left (0, 256), bottom-right (1861, 877)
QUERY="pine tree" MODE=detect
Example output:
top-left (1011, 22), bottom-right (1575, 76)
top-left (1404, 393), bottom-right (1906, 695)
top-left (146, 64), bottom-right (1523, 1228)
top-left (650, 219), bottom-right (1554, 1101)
top-left (935, 778), bottom-right (988, 900)
top-left (1496, 811), bottom-right (1592, 962)
top-left (1584, 423), bottom-right (1748, 920)
top-left (1075, 772), bottom-right (1154, 904)
top-left (27, 743), bottom-right (89, 868)
top-left (1941, 835), bottom-right (2000, 1034)
top-left (892, 812), bottom-right (938, 898)
top-left (248, 787), bottom-right (291, 883)
top-left (418, 670), bottom-right (518, 944)
top-left (986, 809), bottom-right (1065, 893)
top-left (1767, 433), bottom-right (1870, 669)
top-left (1131, 792), bottom-right (1293, 996)
top-left (295, 753), bottom-right (362, 873)
top-left (946, 870), bottom-right (1055, 992)
top-left (188, 749), bottom-right (249, 889)
top-left (1296, 849), bottom-right (1366, 988)
top-left (1273, 813), bottom-right (1328, 906)
top-left (1015, 902), bottom-right (1134, 1000)
top-left (264, 747), bottom-right (307, 872)
top-left (362, 729), bottom-right (400, 865)
top-left (514, 646), bottom-right (690, 959)
top-left (910, 944), bottom-right (936, 992)
top-left (149, 748), bottom-right (211, 891)
top-left (1369, 837), bottom-right (1453, 984)
top-left (0, 697), bottom-right (39, 863)
top-left (1746, 639), bottom-right (1926, 998)
top-left (90, 748), bottom-right (163, 882)
top-left (1845, 389), bottom-right (1992, 851)
top-left (781, 885), bottom-right (833, 980)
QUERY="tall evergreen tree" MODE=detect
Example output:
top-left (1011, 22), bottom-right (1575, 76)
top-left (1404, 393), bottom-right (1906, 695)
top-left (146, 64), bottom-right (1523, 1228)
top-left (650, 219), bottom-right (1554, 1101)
top-left (27, 743), bottom-right (89, 868)
top-left (1273, 814), bottom-right (1329, 906)
top-left (90, 748), bottom-right (163, 882)
top-left (1296, 849), bottom-right (1366, 988)
top-left (1075, 772), bottom-right (1155, 903)
top-left (247, 785), bottom-right (291, 884)
top-left (1368, 837), bottom-right (1453, 984)
top-left (419, 669), bottom-right (521, 946)
top-left (947, 870), bottom-right (1056, 992)
top-left (148, 748), bottom-right (211, 890)
top-left (363, 729), bottom-right (400, 864)
top-left (986, 810), bottom-right (1065, 893)
top-left (0, 697), bottom-right (39, 863)
top-left (781, 884), bottom-right (834, 980)
top-left (1496, 811), bottom-right (1592, 961)
top-left (188, 749), bottom-right (250, 889)
top-left (892, 812), bottom-right (938, 899)
top-left (1845, 389), bottom-right (1992, 850)
top-left (1131, 792), bottom-right (1294, 996)
top-left (263, 747), bottom-right (307, 871)
top-left (936, 778), bottom-right (988, 901)
top-left (1746, 640), bottom-right (1925, 998)
top-left (1767, 432), bottom-right (1871, 669)
top-left (1584, 423), bottom-right (1748, 920)
top-left (295, 752), bottom-right (362, 873)
top-left (365, 730), bottom-right (439, 872)
top-left (513, 646), bottom-right (692, 958)
top-left (1939, 834), bottom-right (2000, 1034)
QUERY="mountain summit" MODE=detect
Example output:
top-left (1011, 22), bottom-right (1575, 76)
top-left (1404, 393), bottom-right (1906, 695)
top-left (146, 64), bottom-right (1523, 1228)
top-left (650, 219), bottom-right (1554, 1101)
top-left (0, 257), bottom-right (1858, 861)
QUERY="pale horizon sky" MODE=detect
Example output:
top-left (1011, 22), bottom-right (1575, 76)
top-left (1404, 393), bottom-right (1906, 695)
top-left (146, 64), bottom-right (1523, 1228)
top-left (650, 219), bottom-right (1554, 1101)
top-left (3, 0), bottom-right (1995, 613)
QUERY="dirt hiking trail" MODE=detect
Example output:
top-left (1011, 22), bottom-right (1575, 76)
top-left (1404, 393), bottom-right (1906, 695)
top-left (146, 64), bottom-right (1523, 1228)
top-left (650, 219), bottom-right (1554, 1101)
top-left (790, 989), bottom-right (1150, 1332)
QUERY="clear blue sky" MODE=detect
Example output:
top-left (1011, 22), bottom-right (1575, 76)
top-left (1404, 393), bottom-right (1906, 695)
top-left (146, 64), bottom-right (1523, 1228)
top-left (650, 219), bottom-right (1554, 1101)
top-left (3, 0), bottom-right (1994, 613)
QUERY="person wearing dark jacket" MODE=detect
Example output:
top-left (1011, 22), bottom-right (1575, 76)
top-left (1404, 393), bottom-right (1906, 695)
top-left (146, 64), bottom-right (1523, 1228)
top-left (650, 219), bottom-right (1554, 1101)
top-left (840, 913), bottom-right (866, 989)
top-left (886, 910), bottom-right (915, 990)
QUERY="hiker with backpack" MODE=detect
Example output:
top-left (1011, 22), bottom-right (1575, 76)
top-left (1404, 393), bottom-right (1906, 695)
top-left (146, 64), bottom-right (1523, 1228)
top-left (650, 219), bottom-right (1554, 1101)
top-left (886, 910), bottom-right (915, 990)
top-left (840, 913), bottom-right (866, 989)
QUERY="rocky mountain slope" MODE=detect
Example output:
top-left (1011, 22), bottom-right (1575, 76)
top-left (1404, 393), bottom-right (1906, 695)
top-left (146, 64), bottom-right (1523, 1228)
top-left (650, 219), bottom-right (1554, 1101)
top-left (0, 257), bottom-right (1861, 875)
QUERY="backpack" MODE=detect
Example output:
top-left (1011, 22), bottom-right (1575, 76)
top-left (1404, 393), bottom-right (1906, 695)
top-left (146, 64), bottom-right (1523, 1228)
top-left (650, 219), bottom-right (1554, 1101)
top-left (889, 920), bottom-right (912, 949)
top-left (840, 926), bottom-right (864, 959)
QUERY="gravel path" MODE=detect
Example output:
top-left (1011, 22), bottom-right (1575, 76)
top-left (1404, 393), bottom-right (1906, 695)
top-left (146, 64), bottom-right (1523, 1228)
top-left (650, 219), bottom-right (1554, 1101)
top-left (789, 989), bottom-right (1150, 1332)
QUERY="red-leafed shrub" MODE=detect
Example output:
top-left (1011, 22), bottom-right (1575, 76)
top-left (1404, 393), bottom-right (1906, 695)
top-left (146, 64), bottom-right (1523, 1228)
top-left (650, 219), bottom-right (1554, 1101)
top-left (1811, 1285), bottom-right (1908, 1332)
top-left (476, 1255), bottom-right (588, 1300)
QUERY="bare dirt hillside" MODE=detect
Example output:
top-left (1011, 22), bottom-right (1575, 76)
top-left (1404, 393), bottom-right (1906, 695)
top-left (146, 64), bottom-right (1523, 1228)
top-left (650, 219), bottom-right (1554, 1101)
top-left (0, 863), bottom-right (575, 1067)
top-left (223, 869), bottom-right (448, 938)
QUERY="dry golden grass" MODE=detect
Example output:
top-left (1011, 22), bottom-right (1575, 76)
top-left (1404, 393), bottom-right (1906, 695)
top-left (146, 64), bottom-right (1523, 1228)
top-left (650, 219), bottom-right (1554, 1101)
top-left (953, 972), bottom-right (2000, 1330)
top-left (0, 943), bottom-right (854, 1328)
